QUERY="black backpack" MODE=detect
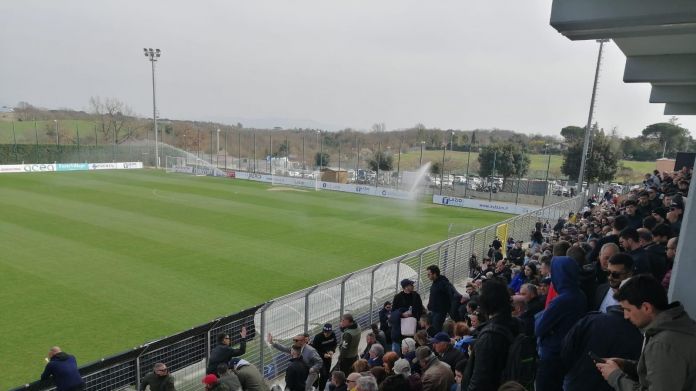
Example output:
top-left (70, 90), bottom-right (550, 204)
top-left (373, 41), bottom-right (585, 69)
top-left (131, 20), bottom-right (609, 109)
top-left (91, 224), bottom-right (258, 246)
top-left (485, 324), bottom-right (537, 390)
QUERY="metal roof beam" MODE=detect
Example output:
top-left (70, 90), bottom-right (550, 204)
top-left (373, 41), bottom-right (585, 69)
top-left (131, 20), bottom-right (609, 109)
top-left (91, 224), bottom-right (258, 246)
top-left (650, 85), bottom-right (696, 103)
top-left (664, 103), bottom-right (696, 115)
top-left (624, 54), bottom-right (696, 83)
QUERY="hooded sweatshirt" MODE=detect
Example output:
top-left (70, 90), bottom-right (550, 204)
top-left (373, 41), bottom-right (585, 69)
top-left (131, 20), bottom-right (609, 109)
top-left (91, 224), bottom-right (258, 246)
top-left (535, 256), bottom-right (587, 359)
top-left (608, 302), bottom-right (696, 391)
top-left (40, 352), bottom-right (84, 391)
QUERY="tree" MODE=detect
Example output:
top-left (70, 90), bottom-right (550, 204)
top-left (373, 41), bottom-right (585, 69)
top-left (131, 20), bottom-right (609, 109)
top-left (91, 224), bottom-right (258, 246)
top-left (560, 126), bottom-right (585, 144)
top-left (275, 141), bottom-right (289, 157)
top-left (641, 121), bottom-right (690, 157)
top-left (367, 150), bottom-right (393, 171)
top-left (89, 96), bottom-right (135, 144)
top-left (561, 129), bottom-right (619, 183)
top-left (314, 152), bottom-right (330, 168)
top-left (477, 143), bottom-right (530, 180)
top-left (430, 162), bottom-right (442, 175)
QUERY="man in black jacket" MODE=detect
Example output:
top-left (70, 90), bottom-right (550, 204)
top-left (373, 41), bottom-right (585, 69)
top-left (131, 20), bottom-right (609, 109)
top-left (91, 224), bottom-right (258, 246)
top-left (390, 279), bottom-right (426, 351)
top-left (206, 327), bottom-right (247, 374)
top-left (285, 346), bottom-right (309, 391)
top-left (560, 305), bottom-right (642, 391)
top-left (427, 265), bottom-right (453, 333)
top-left (312, 323), bottom-right (337, 391)
top-left (462, 279), bottom-right (520, 391)
top-left (508, 241), bottom-right (526, 266)
top-left (518, 283), bottom-right (544, 336)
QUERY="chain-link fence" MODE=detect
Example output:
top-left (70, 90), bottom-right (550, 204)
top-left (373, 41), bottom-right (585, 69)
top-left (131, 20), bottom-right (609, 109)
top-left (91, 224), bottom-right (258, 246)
top-left (12, 196), bottom-right (583, 391)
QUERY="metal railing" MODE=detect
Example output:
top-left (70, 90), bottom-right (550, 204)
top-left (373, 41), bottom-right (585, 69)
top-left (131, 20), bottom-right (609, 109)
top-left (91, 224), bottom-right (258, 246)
top-left (13, 196), bottom-right (583, 391)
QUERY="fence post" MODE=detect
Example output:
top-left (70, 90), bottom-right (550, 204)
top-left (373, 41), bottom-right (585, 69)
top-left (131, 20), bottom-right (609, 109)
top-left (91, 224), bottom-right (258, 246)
top-left (304, 286), bottom-right (318, 334)
top-left (258, 302), bottom-right (272, 376)
top-left (339, 274), bottom-right (353, 317)
top-left (206, 329), bottom-right (212, 362)
top-left (417, 253), bottom-right (424, 291)
top-left (453, 238), bottom-right (461, 282)
top-left (369, 266), bottom-right (379, 325)
top-left (135, 356), bottom-right (141, 391)
top-left (395, 259), bottom-right (401, 292)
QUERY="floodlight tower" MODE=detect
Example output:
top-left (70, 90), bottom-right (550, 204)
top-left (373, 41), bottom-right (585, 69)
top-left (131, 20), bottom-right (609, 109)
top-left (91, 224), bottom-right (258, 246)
top-left (143, 48), bottom-right (162, 168)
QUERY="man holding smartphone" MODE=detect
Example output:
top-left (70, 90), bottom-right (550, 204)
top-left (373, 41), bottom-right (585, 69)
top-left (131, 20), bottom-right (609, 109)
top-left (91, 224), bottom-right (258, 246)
top-left (596, 275), bottom-right (696, 390)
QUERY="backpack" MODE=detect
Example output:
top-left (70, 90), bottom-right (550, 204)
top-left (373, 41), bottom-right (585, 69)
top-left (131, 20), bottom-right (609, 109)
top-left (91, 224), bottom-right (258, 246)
top-left (485, 323), bottom-right (537, 390)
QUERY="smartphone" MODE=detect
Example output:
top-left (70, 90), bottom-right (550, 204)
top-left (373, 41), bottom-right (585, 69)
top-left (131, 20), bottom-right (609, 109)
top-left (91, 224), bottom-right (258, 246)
top-left (588, 351), bottom-right (606, 363)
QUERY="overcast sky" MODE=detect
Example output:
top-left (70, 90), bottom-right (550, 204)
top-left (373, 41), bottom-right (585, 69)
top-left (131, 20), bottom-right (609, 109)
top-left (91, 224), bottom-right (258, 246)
top-left (1, 0), bottom-right (694, 137)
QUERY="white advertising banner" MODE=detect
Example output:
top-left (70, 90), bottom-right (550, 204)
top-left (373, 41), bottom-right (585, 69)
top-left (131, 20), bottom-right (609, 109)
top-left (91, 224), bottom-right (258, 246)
top-left (89, 162), bottom-right (143, 170)
top-left (433, 194), bottom-right (538, 215)
top-left (0, 164), bottom-right (26, 173)
top-left (231, 171), bottom-right (415, 200)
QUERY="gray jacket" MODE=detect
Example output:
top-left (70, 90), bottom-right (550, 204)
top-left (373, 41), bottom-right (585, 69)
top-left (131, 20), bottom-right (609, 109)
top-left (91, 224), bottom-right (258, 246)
top-left (271, 342), bottom-right (322, 372)
top-left (608, 303), bottom-right (696, 391)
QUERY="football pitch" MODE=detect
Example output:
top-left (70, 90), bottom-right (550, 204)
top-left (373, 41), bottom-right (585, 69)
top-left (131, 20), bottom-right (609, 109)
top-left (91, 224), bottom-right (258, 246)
top-left (0, 170), bottom-right (507, 388)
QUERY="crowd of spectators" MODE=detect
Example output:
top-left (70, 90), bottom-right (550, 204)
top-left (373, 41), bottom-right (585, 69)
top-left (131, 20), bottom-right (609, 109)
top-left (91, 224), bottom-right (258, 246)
top-left (39, 168), bottom-right (695, 391)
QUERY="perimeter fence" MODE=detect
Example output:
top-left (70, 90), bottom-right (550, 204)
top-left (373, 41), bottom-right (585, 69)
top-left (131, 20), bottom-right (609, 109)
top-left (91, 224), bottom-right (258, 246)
top-left (13, 195), bottom-right (583, 391)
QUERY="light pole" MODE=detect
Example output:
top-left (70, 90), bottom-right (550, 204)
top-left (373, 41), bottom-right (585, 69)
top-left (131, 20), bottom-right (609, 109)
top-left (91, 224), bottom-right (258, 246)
top-left (440, 142), bottom-right (446, 195)
top-left (419, 141), bottom-right (425, 167)
top-left (216, 128), bottom-right (220, 167)
top-left (54, 120), bottom-right (59, 146)
top-left (143, 47), bottom-right (162, 168)
top-left (542, 143), bottom-right (551, 207)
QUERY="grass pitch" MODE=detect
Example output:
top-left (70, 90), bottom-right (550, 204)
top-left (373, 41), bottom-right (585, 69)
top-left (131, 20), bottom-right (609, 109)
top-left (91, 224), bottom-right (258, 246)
top-left (0, 170), bottom-right (507, 388)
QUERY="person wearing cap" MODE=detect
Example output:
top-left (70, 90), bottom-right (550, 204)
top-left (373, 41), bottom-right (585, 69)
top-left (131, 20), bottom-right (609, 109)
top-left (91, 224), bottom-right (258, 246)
top-left (311, 323), bottom-right (337, 391)
top-left (267, 332), bottom-right (322, 391)
top-left (430, 332), bottom-right (465, 375)
top-left (666, 196), bottom-right (684, 235)
top-left (202, 374), bottom-right (231, 391)
top-left (206, 327), bottom-right (248, 374)
top-left (140, 362), bottom-right (176, 391)
top-left (379, 358), bottom-right (412, 391)
top-left (414, 346), bottom-right (454, 391)
top-left (390, 278), bottom-right (425, 352)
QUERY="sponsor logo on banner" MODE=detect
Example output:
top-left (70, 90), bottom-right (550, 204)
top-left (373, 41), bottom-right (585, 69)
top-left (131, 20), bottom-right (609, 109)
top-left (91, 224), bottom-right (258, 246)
top-left (0, 165), bottom-right (25, 173)
top-left (248, 173), bottom-right (263, 180)
top-left (91, 163), bottom-right (118, 170)
top-left (227, 171), bottom-right (236, 178)
top-left (433, 195), bottom-right (537, 215)
top-left (24, 164), bottom-right (56, 172)
top-left (122, 162), bottom-right (143, 169)
top-left (57, 163), bottom-right (89, 172)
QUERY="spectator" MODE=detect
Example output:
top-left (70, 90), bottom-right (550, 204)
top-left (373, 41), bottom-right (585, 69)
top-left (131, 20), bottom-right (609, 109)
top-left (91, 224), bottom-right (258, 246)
top-left (328, 371), bottom-right (347, 391)
top-left (367, 344), bottom-right (385, 368)
top-left (415, 346), bottom-right (454, 391)
top-left (560, 303), bottom-right (642, 391)
top-left (493, 260), bottom-right (511, 283)
top-left (518, 284), bottom-right (543, 336)
top-left (229, 358), bottom-right (268, 391)
top-left (431, 332), bottom-right (465, 375)
top-left (637, 228), bottom-right (667, 281)
top-left (140, 362), bottom-right (176, 391)
top-left (596, 275), bottom-right (696, 390)
top-left (286, 346), bottom-right (310, 391)
top-left (622, 200), bottom-right (642, 230)
top-left (535, 256), bottom-right (587, 391)
top-left (382, 351), bottom-right (399, 375)
top-left (596, 243), bottom-right (619, 286)
top-left (666, 196), bottom-right (684, 235)
top-left (452, 322), bottom-right (472, 354)
top-left (393, 358), bottom-right (422, 391)
top-left (427, 265), bottom-right (453, 333)
top-left (202, 374), bottom-right (230, 391)
top-left (268, 332), bottom-right (322, 391)
top-left (361, 333), bottom-right (379, 361)
top-left (40, 347), bottom-right (84, 391)
top-left (338, 314), bottom-right (362, 375)
top-left (370, 366), bottom-right (387, 385)
top-left (508, 266), bottom-right (526, 294)
top-left (351, 359), bottom-right (369, 374)
top-left (508, 241), bottom-right (525, 266)
top-left (207, 328), bottom-right (247, 374)
top-left (312, 323), bottom-right (338, 391)
top-left (216, 363), bottom-right (242, 391)
top-left (593, 253), bottom-right (633, 313)
top-left (356, 376), bottom-right (379, 391)
top-left (371, 323), bottom-right (388, 350)
top-left (662, 236), bottom-right (678, 290)
top-left (390, 279), bottom-right (426, 352)
top-left (586, 215), bottom-right (627, 266)
top-left (451, 360), bottom-right (468, 391)
top-left (378, 302), bottom-right (393, 350)
top-left (346, 373), bottom-right (361, 391)
top-left (461, 279), bottom-right (519, 391)
top-left (401, 337), bottom-right (417, 366)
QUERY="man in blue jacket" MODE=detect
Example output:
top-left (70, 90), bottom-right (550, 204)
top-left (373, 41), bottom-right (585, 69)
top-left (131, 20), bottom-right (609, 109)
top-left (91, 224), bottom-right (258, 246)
top-left (40, 347), bottom-right (84, 391)
top-left (534, 256), bottom-right (587, 391)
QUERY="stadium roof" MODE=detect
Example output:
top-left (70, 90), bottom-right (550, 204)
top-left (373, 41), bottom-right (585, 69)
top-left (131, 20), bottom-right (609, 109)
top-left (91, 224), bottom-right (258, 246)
top-left (550, 0), bottom-right (696, 115)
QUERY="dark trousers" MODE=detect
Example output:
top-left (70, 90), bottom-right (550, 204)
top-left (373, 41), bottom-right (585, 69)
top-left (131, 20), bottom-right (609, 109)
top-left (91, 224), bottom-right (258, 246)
top-left (319, 357), bottom-right (332, 391)
top-left (536, 357), bottom-right (564, 391)
top-left (429, 311), bottom-right (446, 334)
top-left (337, 356), bottom-right (356, 377)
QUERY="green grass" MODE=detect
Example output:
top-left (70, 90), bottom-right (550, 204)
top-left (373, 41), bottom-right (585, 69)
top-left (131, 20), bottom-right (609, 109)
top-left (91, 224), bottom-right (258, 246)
top-left (0, 170), bottom-right (507, 388)
top-left (0, 119), bottom-right (99, 144)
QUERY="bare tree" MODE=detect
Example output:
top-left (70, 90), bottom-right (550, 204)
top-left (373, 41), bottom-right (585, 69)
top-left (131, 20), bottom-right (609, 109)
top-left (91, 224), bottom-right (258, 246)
top-left (89, 96), bottom-right (136, 144)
